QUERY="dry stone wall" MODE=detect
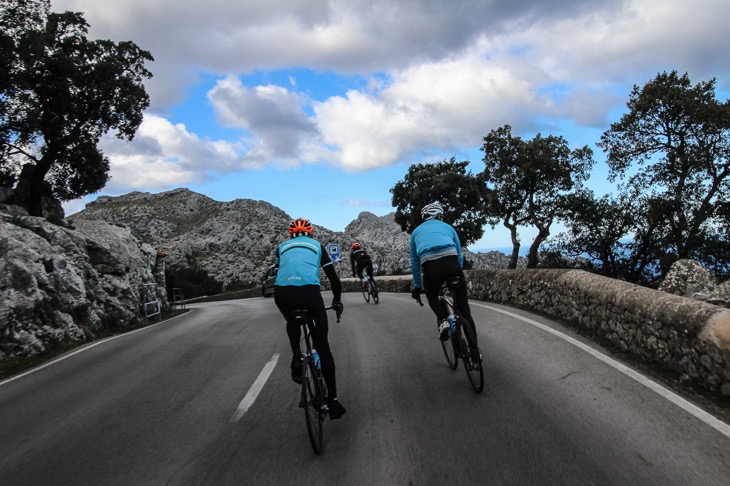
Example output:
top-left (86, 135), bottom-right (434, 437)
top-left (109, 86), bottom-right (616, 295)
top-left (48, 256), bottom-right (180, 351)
top-left (323, 271), bottom-right (730, 396)
top-left (464, 269), bottom-right (730, 396)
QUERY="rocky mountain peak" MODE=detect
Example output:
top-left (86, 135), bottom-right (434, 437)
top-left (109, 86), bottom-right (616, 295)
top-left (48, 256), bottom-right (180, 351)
top-left (70, 188), bottom-right (520, 288)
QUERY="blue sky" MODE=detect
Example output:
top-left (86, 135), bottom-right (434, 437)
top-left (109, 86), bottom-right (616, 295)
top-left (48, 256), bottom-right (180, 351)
top-left (54, 0), bottom-right (730, 250)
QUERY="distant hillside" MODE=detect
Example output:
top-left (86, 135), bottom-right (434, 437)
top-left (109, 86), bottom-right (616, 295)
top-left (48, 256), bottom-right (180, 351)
top-left (70, 188), bottom-right (520, 289)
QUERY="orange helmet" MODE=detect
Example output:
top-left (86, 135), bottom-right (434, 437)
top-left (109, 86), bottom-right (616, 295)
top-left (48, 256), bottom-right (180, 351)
top-left (351, 243), bottom-right (361, 250)
top-left (288, 218), bottom-right (313, 237)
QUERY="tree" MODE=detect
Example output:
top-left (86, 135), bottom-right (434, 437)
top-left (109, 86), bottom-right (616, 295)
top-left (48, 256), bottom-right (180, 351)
top-left (480, 125), bottom-right (594, 268)
top-left (549, 188), bottom-right (664, 284)
top-left (390, 157), bottom-right (493, 246)
top-left (598, 70), bottom-right (730, 278)
top-left (0, 0), bottom-right (153, 216)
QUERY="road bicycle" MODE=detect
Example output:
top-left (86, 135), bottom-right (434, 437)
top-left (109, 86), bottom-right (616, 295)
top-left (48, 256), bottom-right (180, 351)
top-left (292, 305), bottom-right (341, 454)
top-left (416, 277), bottom-right (484, 393)
top-left (359, 275), bottom-right (379, 304)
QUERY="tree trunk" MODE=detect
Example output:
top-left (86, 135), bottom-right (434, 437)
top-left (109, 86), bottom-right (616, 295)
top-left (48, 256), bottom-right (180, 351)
top-left (14, 157), bottom-right (52, 217)
top-left (527, 226), bottom-right (550, 268)
top-left (504, 220), bottom-right (520, 269)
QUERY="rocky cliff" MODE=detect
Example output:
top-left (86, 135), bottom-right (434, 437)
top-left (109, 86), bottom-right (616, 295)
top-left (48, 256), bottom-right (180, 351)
top-left (0, 212), bottom-right (163, 360)
top-left (69, 188), bottom-right (522, 288)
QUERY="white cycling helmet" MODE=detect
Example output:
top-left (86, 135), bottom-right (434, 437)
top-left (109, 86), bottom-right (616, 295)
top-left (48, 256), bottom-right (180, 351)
top-left (421, 202), bottom-right (444, 220)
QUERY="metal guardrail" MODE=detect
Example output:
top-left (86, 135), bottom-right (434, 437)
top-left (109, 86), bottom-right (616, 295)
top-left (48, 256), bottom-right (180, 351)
top-left (140, 283), bottom-right (162, 322)
top-left (171, 287), bottom-right (186, 310)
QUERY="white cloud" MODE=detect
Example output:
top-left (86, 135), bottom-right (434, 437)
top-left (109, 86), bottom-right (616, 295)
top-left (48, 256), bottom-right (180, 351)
top-left (207, 76), bottom-right (320, 164)
top-left (51, 0), bottom-right (730, 179)
top-left (98, 114), bottom-right (259, 192)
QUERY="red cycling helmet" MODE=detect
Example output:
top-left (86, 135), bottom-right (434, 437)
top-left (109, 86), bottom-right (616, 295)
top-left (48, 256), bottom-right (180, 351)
top-left (351, 242), bottom-right (361, 250)
top-left (288, 218), bottom-right (313, 237)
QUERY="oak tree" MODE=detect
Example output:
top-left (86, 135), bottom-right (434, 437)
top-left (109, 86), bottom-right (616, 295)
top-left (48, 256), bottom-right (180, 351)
top-left (598, 70), bottom-right (730, 278)
top-left (0, 0), bottom-right (153, 216)
top-left (390, 157), bottom-right (493, 247)
top-left (480, 125), bottom-right (594, 268)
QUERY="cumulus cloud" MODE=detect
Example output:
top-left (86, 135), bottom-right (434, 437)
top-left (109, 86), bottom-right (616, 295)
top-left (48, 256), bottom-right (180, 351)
top-left (98, 114), bottom-right (257, 192)
top-left (52, 0), bottom-right (730, 178)
top-left (207, 77), bottom-right (319, 164)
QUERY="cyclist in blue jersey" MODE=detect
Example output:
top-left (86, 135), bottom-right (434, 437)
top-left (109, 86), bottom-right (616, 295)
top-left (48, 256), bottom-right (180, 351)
top-left (409, 203), bottom-right (480, 358)
top-left (274, 218), bottom-right (346, 419)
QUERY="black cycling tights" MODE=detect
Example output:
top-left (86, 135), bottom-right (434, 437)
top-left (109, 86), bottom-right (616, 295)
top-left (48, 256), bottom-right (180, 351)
top-left (421, 256), bottom-right (478, 347)
top-left (274, 285), bottom-right (337, 398)
top-left (356, 260), bottom-right (374, 280)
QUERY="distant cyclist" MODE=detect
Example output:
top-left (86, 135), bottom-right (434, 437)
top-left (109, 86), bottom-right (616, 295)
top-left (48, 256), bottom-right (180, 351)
top-left (350, 242), bottom-right (376, 287)
top-left (274, 218), bottom-right (346, 419)
top-left (409, 203), bottom-right (480, 357)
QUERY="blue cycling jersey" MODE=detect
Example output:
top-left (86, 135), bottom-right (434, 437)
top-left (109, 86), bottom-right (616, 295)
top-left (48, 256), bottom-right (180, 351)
top-left (275, 236), bottom-right (331, 287)
top-left (410, 219), bottom-right (463, 288)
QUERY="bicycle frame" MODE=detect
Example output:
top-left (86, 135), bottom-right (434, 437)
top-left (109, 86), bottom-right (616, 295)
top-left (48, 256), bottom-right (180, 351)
top-left (291, 305), bottom-right (341, 454)
top-left (416, 278), bottom-right (483, 393)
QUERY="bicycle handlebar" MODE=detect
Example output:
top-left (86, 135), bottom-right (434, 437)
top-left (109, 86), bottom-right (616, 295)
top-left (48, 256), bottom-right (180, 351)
top-left (324, 305), bottom-right (342, 323)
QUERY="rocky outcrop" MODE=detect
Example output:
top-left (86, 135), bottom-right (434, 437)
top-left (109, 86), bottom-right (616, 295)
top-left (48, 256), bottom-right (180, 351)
top-left (0, 213), bottom-right (164, 360)
top-left (659, 259), bottom-right (730, 308)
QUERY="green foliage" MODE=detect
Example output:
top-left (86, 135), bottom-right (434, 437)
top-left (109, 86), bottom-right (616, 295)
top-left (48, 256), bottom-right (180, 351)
top-left (0, 0), bottom-right (153, 216)
top-left (481, 125), bottom-right (594, 268)
top-left (596, 70), bottom-right (730, 280)
top-left (548, 189), bottom-right (663, 285)
top-left (166, 266), bottom-right (223, 299)
top-left (390, 157), bottom-right (494, 246)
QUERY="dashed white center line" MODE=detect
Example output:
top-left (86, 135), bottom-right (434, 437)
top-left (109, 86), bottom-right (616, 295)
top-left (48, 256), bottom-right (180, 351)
top-left (230, 353), bottom-right (279, 423)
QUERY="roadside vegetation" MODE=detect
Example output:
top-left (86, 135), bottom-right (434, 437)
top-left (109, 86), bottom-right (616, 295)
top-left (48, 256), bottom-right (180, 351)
top-left (392, 71), bottom-right (730, 287)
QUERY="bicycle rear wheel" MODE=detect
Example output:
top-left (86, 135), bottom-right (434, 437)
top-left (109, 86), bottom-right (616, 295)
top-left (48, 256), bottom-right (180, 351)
top-left (302, 359), bottom-right (324, 453)
top-left (458, 323), bottom-right (484, 393)
top-left (369, 278), bottom-right (379, 304)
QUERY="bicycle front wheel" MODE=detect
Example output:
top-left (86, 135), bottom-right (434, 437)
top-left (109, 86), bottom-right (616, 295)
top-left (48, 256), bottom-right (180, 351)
top-left (362, 283), bottom-right (370, 302)
top-left (302, 359), bottom-right (324, 453)
top-left (440, 333), bottom-right (458, 369)
top-left (458, 323), bottom-right (484, 393)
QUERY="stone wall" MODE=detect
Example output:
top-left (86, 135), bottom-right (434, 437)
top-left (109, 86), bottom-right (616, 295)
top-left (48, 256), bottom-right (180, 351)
top-left (465, 269), bottom-right (730, 396)
top-left (326, 271), bottom-right (730, 396)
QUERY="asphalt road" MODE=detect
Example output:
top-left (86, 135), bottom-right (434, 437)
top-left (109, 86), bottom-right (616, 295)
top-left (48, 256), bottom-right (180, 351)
top-left (1, 292), bottom-right (729, 485)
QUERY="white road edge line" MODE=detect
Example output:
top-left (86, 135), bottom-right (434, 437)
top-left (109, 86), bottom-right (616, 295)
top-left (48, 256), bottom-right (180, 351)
top-left (230, 353), bottom-right (280, 423)
top-left (474, 302), bottom-right (730, 439)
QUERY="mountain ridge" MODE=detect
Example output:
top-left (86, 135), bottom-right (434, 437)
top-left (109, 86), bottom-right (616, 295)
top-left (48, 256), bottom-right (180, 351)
top-left (69, 188), bottom-right (522, 288)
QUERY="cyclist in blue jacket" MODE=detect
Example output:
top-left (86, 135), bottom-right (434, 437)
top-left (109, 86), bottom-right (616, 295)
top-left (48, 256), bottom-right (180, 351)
top-left (274, 218), bottom-right (346, 419)
top-left (410, 203), bottom-right (480, 358)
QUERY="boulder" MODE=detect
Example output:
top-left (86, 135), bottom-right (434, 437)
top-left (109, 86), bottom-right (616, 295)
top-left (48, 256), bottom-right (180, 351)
top-left (658, 259), bottom-right (716, 299)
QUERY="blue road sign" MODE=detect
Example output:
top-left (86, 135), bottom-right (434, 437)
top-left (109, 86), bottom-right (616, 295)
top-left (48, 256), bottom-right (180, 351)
top-left (327, 243), bottom-right (341, 262)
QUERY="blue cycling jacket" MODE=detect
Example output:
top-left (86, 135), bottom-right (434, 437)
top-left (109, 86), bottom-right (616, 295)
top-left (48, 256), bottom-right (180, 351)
top-left (275, 236), bottom-right (331, 287)
top-left (409, 219), bottom-right (463, 288)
